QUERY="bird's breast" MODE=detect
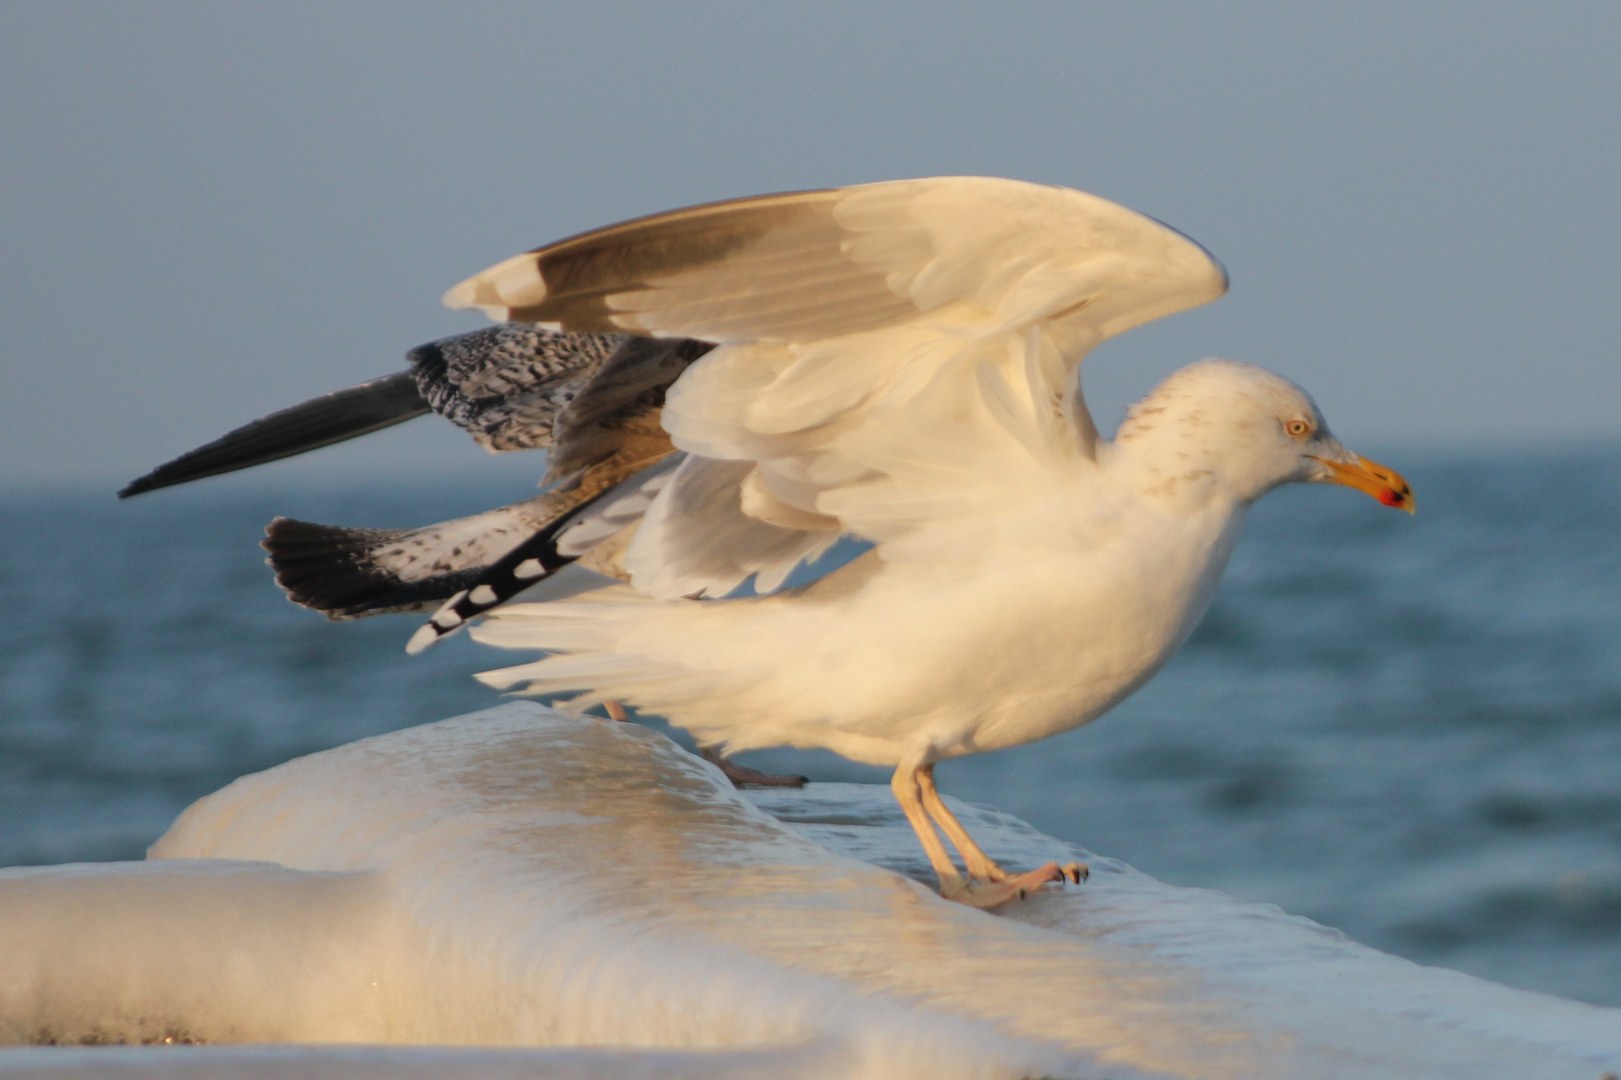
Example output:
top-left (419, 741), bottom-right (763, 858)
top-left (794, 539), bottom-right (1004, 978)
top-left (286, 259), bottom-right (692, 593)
top-left (870, 504), bottom-right (1248, 757)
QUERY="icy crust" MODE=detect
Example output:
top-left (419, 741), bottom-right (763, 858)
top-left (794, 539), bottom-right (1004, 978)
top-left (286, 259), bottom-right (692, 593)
top-left (0, 703), bottom-right (1617, 1079)
top-left (0, 1043), bottom-right (855, 1080)
top-left (762, 787), bottom-right (1621, 1074)
top-left (0, 860), bottom-right (384, 1047)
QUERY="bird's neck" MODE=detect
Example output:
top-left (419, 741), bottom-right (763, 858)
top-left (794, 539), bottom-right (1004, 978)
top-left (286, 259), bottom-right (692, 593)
top-left (1097, 432), bottom-right (1248, 520)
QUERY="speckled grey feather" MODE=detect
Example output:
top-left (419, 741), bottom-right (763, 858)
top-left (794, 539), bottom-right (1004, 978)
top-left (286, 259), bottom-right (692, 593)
top-left (407, 325), bottom-right (627, 451)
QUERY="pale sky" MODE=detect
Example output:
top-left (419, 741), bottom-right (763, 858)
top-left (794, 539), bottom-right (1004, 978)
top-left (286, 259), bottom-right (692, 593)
top-left (3, 2), bottom-right (1617, 490)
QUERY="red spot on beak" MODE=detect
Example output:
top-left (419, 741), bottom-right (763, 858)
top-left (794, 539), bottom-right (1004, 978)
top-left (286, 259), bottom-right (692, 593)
top-left (1311, 453), bottom-right (1415, 513)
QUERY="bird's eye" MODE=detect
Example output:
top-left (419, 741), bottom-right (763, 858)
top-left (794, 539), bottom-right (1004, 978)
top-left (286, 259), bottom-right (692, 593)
top-left (1284, 419), bottom-right (1313, 439)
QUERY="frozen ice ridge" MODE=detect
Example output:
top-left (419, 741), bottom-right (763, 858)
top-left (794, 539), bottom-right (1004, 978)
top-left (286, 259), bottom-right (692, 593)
top-left (1, 703), bottom-right (1618, 1079)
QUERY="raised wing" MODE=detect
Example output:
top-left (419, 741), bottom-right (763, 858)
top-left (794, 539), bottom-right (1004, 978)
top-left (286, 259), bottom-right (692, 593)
top-left (444, 177), bottom-right (1227, 596)
top-left (445, 177), bottom-right (1224, 347)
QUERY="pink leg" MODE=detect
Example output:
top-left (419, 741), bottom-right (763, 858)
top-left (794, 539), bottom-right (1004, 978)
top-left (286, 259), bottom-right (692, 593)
top-left (916, 764), bottom-right (1086, 907)
top-left (891, 762), bottom-right (968, 895)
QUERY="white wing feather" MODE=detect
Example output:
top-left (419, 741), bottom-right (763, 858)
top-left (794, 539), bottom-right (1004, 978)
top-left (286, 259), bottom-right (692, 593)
top-left (445, 177), bottom-right (1225, 592)
top-left (622, 456), bottom-right (841, 599)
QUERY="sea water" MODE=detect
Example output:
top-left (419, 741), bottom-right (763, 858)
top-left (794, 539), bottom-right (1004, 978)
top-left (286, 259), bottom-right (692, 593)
top-left (1, 446), bottom-right (1617, 1006)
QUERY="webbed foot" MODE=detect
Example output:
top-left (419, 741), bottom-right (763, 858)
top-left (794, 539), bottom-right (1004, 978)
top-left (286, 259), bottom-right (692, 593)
top-left (941, 861), bottom-right (1087, 908)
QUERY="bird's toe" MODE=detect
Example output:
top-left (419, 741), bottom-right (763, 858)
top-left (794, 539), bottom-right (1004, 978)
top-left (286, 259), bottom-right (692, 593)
top-left (942, 861), bottom-right (1083, 908)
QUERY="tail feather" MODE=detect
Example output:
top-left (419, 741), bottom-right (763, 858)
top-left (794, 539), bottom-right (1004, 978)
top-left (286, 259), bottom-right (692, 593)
top-left (476, 651), bottom-right (718, 716)
top-left (467, 592), bottom-right (728, 718)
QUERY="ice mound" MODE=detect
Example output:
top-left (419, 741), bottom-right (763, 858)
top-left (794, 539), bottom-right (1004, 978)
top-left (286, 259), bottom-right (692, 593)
top-left (1, 703), bottom-right (1618, 1079)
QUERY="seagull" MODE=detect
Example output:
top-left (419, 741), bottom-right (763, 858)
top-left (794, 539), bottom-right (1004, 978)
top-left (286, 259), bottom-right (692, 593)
top-left (406, 176), bottom-right (1415, 908)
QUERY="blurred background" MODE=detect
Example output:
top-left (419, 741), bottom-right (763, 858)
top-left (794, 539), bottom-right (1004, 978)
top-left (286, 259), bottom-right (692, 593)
top-left (2, 2), bottom-right (1617, 1006)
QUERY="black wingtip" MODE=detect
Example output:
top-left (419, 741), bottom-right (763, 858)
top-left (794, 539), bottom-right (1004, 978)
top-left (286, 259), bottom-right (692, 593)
top-left (404, 483), bottom-right (624, 652)
top-left (263, 516), bottom-right (485, 620)
top-left (406, 530), bottom-right (578, 653)
top-left (118, 372), bottom-right (430, 499)
top-left (116, 476), bottom-right (156, 499)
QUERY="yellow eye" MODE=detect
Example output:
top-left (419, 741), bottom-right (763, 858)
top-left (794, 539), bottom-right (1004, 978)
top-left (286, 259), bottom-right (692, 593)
top-left (1284, 419), bottom-right (1313, 439)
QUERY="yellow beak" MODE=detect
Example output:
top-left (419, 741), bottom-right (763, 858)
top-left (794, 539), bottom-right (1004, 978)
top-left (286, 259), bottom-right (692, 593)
top-left (1311, 454), bottom-right (1416, 514)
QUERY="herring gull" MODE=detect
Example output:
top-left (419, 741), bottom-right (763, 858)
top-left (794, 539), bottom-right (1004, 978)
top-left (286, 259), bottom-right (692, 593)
top-left (410, 176), bottom-right (1415, 907)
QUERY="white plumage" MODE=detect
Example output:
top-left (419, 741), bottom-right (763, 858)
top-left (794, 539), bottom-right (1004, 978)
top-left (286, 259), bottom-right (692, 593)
top-left (445, 177), bottom-right (1413, 906)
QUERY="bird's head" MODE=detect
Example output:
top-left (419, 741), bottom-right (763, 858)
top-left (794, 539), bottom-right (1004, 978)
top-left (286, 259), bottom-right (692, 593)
top-left (1116, 359), bottom-right (1414, 513)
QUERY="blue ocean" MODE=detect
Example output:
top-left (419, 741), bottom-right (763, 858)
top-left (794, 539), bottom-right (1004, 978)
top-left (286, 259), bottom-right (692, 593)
top-left (3, 447), bottom-right (1618, 1007)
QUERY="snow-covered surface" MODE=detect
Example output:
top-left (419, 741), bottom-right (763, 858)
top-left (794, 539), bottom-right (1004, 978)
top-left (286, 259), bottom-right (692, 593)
top-left (1, 703), bottom-right (1617, 1079)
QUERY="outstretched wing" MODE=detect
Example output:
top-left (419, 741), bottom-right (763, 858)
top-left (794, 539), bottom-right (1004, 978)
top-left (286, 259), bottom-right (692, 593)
top-left (444, 177), bottom-right (1227, 595)
top-left (118, 372), bottom-right (431, 497)
top-left (119, 326), bottom-right (647, 497)
top-left (121, 325), bottom-right (711, 631)
top-left (263, 493), bottom-right (568, 619)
